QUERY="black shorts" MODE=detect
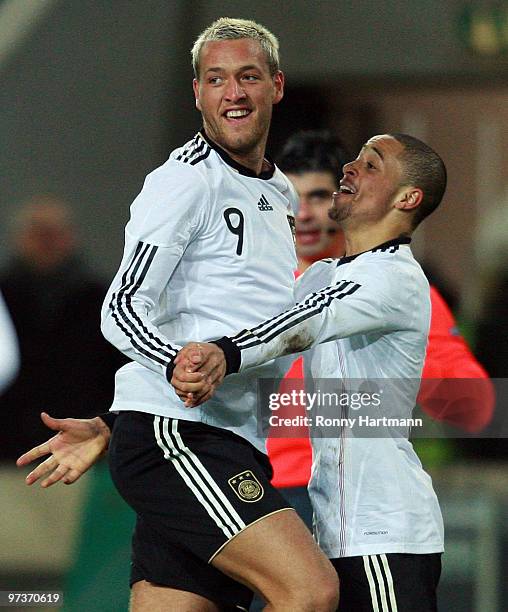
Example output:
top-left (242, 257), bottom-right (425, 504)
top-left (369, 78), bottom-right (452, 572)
top-left (332, 553), bottom-right (442, 612)
top-left (108, 411), bottom-right (292, 610)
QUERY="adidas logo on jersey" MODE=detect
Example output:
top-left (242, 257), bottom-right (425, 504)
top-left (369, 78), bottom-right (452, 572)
top-left (257, 194), bottom-right (273, 211)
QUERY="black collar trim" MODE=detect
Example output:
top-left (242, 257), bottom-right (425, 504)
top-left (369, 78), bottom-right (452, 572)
top-left (199, 130), bottom-right (276, 179)
top-left (337, 236), bottom-right (412, 266)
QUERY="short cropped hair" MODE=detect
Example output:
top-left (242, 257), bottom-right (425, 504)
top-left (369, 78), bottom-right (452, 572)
top-left (276, 130), bottom-right (350, 189)
top-left (390, 133), bottom-right (447, 228)
top-left (191, 17), bottom-right (280, 78)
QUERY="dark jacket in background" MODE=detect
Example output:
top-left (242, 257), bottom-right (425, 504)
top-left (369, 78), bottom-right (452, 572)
top-left (0, 257), bottom-right (126, 459)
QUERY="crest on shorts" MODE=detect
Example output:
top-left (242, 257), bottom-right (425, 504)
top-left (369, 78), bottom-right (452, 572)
top-left (228, 470), bottom-right (264, 503)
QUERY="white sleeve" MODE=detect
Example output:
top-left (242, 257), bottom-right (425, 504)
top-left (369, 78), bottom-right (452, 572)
top-left (286, 177), bottom-right (300, 215)
top-left (0, 292), bottom-right (19, 394)
top-left (220, 262), bottom-right (412, 372)
top-left (101, 161), bottom-right (209, 379)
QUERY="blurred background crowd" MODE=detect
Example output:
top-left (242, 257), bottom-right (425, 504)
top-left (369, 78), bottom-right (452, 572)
top-left (0, 1), bottom-right (507, 611)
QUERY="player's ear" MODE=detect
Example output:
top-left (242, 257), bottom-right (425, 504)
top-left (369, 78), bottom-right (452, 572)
top-left (192, 79), bottom-right (202, 111)
top-left (272, 70), bottom-right (284, 105)
top-left (395, 187), bottom-right (423, 211)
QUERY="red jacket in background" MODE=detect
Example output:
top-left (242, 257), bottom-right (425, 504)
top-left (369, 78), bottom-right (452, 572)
top-left (267, 285), bottom-right (495, 488)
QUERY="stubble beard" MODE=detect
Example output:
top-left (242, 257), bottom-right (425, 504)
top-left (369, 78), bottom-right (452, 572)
top-left (328, 203), bottom-right (351, 224)
top-left (226, 127), bottom-right (265, 155)
top-left (204, 110), bottom-right (270, 159)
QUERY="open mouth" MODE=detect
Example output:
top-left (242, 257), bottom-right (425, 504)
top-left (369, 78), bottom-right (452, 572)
top-left (224, 109), bottom-right (252, 121)
top-left (296, 229), bottom-right (322, 245)
top-left (338, 184), bottom-right (356, 195)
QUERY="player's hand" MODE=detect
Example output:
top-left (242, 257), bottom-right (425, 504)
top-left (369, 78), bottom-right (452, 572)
top-left (172, 343), bottom-right (226, 407)
top-left (16, 412), bottom-right (111, 487)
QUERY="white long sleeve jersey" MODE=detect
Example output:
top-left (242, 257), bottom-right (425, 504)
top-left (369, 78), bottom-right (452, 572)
top-left (101, 131), bottom-right (297, 451)
top-left (224, 239), bottom-right (444, 557)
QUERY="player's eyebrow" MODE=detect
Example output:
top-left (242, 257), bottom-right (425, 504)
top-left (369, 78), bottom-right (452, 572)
top-left (307, 189), bottom-right (332, 198)
top-left (365, 145), bottom-right (384, 161)
top-left (238, 64), bottom-right (261, 72)
top-left (360, 144), bottom-right (384, 162)
top-left (204, 64), bottom-right (261, 74)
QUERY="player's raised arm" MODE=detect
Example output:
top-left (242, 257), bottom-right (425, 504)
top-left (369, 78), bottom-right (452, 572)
top-left (172, 258), bottom-right (421, 406)
top-left (215, 262), bottom-right (411, 375)
top-left (100, 162), bottom-right (209, 383)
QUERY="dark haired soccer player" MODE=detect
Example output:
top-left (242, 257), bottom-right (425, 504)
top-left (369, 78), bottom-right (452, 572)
top-left (267, 130), bottom-right (493, 529)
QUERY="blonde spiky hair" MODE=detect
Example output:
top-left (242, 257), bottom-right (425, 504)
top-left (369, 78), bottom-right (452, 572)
top-left (191, 17), bottom-right (280, 78)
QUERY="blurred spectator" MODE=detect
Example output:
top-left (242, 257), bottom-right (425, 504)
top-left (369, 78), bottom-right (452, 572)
top-left (475, 273), bottom-right (508, 378)
top-left (421, 261), bottom-right (460, 314)
top-left (0, 195), bottom-right (125, 459)
top-left (460, 191), bottom-right (508, 459)
top-left (467, 189), bottom-right (508, 378)
top-left (461, 275), bottom-right (508, 459)
top-left (473, 192), bottom-right (508, 379)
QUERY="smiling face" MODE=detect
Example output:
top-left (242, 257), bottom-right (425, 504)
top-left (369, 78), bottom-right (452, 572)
top-left (193, 38), bottom-right (284, 170)
top-left (287, 171), bottom-right (342, 259)
top-left (330, 135), bottom-right (407, 228)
